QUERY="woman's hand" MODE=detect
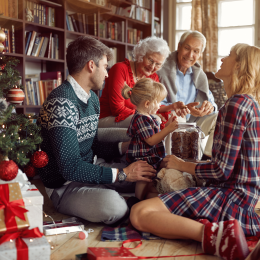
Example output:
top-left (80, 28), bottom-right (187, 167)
top-left (162, 155), bottom-right (197, 175)
top-left (162, 155), bottom-right (185, 171)
top-left (172, 101), bottom-right (190, 118)
top-left (187, 101), bottom-right (214, 117)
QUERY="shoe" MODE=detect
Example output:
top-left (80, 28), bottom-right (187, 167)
top-left (202, 219), bottom-right (250, 260)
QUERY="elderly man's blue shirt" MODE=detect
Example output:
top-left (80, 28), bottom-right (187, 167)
top-left (161, 64), bottom-right (217, 120)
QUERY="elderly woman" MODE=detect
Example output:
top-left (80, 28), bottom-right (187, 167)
top-left (99, 36), bottom-right (188, 128)
top-left (130, 43), bottom-right (260, 260)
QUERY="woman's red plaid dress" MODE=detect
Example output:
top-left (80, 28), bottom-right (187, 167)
top-left (159, 94), bottom-right (260, 236)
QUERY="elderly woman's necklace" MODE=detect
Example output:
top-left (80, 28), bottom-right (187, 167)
top-left (134, 62), bottom-right (139, 82)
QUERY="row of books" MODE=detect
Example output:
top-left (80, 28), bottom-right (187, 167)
top-left (25, 31), bottom-right (59, 59)
top-left (110, 4), bottom-right (151, 23)
top-left (0, 26), bottom-right (15, 53)
top-left (129, 0), bottom-right (151, 9)
top-left (99, 21), bottom-right (125, 42)
top-left (0, 0), bottom-right (18, 19)
top-left (24, 72), bottom-right (62, 106)
top-left (25, 0), bottom-right (58, 27)
top-left (25, 79), bottom-right (57, 106)
top-left (127, 28), bottom-right (143, 45)
top-left (66, 12), bottom-right (91, 34)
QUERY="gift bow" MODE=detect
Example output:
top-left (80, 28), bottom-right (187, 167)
top-left (0, 184), bottom-right (28, 233)
top-left (0, 227), bottom-right (44, 260)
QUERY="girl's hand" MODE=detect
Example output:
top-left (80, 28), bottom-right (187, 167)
top-left (165, 116), bottom-right (178, 132)
top-left (163, 155), bottom-right (185, 171)
top-left (172, 101), bottom-right (190, 118)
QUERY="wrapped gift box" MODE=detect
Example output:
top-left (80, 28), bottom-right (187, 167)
top-left (87, 247), bottom-right (137, 260)
top-left (0, 234), bottom-right (50, 260)
top-left (0, 183), bottom-right (29, 235)
top-left (43, 217), bottom-right (84, 235)
top-left (75, 253), bottom-right (88, 260)
top-left (22, 185), bottom-right (43, 232)
top-left (0, 169), bottom-right (30, 191)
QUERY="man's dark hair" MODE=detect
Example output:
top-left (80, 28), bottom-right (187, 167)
top-left (66, 36), bottom-right (113, 75)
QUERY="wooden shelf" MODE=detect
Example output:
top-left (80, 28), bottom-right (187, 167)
top-left (1, 0), bottom-right (163, 114)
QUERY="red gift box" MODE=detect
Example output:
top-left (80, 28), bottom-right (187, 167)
top-left (87, 247), bottom-right (138, 260)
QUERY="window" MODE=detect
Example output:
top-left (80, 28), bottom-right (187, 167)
top-left (217, 0), bottom-right (255, 69)
top-left (175, 0), bottom-right (192, 49)
top-left (174, 0), bottom-right (256, 71)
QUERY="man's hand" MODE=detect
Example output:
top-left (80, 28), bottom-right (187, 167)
top-left (123, 160), bottom-right (156, 182)
top-left (121, 141), bottom-right (130, 154)
top-left (187, 101), bottom-right (214, 117)
top-left (172, 101), bottom-right (190, 118)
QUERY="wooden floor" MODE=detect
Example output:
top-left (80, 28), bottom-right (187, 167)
top-left (31, 178), bottom-right (260, 260)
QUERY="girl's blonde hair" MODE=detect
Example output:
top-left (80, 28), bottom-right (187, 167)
top-left (121, 78), bottom-right (167, 106)
top-left (230, 43), bottom-right (260, 105)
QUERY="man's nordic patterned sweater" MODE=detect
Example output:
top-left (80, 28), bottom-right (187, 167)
top-left (38, 80), bottom-right (120, 189)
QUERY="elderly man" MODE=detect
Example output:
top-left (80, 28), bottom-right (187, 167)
top-left (157, 30), bottom-right (218, 159)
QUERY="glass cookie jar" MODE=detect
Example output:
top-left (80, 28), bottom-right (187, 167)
top-left (171, 123), bottom-right (205, 161)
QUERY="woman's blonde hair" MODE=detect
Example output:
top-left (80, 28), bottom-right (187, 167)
top-left (230, 43), bottom-right (260, 104)
top-left (121, 78), bottom-right (167, 106)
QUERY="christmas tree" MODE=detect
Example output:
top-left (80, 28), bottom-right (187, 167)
top-left (0, 29), bottom-right (44, 180)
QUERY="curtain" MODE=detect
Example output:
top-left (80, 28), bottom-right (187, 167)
top-left (191, 0), bottom-right (218, 72)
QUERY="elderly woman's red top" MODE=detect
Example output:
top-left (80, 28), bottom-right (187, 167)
top-left (99, 59), bottom-right (159, 122)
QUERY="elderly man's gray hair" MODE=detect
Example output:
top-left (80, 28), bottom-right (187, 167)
top-left (132, 36), bottom-right (171, 63)
top-left (179, 30), bottom-right (206, 53)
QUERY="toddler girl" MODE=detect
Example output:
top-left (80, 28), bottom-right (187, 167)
top-left (122, 78), bottom-right (178, 200)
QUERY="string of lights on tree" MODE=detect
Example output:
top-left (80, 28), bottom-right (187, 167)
top-left (0, 29), bottom-right (48, 181)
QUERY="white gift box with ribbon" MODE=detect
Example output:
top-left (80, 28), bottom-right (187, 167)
top-left (0, 235), bottom-right (50, 260)
top-left (22, 185), bottom-right (43, 232)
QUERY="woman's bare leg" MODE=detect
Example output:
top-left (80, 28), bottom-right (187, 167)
top-left (135, 181), bottom-right (149, 200)
top-left (130, 197), bottom-right (203, 241)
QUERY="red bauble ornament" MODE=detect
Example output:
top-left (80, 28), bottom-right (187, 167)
top-left (7, 85), bottom-right (25, 104)
top-left (31, 149), bottom-right (49, 168)
top-left (24, 163), bottom-right (36, 178)
top-left (0, 158), bottom-right (18, 181)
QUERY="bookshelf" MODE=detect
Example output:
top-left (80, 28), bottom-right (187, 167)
top-left (0, 0), bottom-right (164, 115)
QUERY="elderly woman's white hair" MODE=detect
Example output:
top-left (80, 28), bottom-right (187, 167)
top-left (132, 36), bottom-right (171, 64)
top-left (179, 30), bottom-right (206, 53)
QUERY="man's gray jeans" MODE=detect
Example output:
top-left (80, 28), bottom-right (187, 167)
top-left (50, 181), bottom-right (135, 225)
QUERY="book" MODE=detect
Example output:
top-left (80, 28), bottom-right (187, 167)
top-left (39, 37), bottom-right (49, 57)
top-left (38, 80), bottom-right (46, 105)
top-left (70, 14), bottom-right (79, 32)
top-left (77, 13), bottom-right (84, 33)
top-left (68, 16), bottom-right (74, 32)
top-left (26, 31), bottom-right (37, 55)
top-left (40, 71), bottom-right (62, 86)
top-left (11, 24), bottom-right (15, 53)
top-left (47, 32), bottom-right (52, 58)
top-left (35, 36), bottom-right (44, 56)
top-left (25, 32), bottom-right (32, 54)
top-left (65, 12), bottom-right (71, 31)
top-left (31, 36), bottom-right (41, 56)
top-left (43, 79), bottom-right (57, 97)
top-left (25, 80), bottom-right (33, 105)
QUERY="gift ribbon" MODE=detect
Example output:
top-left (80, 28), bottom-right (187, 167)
top-left (122, 239), bottom-right (205, 258)
top-left (0, 184), bottom-right (28, 233)
top-left (0, 227), bottom-right (43, 260)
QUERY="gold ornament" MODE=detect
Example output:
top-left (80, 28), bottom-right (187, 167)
top-left (0, 43), bottom-right (4, 53)
top-left (0, 30), bottom-right (5, 43)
